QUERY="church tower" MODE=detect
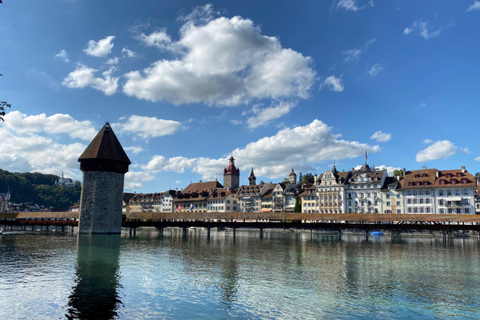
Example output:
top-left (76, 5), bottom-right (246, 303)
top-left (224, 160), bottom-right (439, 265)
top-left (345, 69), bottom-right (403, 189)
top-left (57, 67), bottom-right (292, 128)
top-left (223, 156), bottom-right (240, 190)
top-left (248, 168), bottom-right (256, 186)
top-left (288, 168), bottom-right (297, 184)
top-left (78, 123), bottom-right (131, 234)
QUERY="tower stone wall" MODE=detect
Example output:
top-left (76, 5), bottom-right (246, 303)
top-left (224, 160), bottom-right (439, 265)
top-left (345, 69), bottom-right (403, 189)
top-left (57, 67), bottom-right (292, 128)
top-left (78, 123), bottom-right (130, 234)
top-left (79, 171), bottom-right (125, 234)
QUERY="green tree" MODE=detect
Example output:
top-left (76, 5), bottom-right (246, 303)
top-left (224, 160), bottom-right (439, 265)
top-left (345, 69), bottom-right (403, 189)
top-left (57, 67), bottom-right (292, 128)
top-left (294, 197), bottom-right (301, 212)
top-left (303, 173), bottom-right (314, 184)
top-left (475, 172), bottom-right (480, 182)
top-left (393, 169), bottom-right (403, 177)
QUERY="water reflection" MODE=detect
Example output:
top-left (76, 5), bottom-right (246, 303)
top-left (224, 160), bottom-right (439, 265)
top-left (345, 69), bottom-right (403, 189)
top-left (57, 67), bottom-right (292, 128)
top-left (66, 235), bottom-right (122, 320)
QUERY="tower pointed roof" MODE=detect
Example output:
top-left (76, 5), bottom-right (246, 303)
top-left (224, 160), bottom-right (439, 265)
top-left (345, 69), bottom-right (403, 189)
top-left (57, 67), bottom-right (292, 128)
top-left (78, 122), bottom-right (131, 173)
top-left (249, 168), bottom-right (256, 179)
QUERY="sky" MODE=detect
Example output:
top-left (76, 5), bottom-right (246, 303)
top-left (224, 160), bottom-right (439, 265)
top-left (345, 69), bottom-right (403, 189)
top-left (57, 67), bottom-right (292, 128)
top-left (1, 0), bottom-right (480, 192)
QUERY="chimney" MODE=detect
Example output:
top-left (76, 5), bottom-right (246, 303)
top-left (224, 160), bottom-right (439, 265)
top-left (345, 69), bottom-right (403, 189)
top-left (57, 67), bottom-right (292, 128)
top-left (461, 166), bottom-right (466, 173)
top-left (314, 174), bottom-right (318, 185)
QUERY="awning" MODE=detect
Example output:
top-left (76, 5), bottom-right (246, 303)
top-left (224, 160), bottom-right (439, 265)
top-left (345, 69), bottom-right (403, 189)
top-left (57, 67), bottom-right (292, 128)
top-left (448, 196), bottom-right (462, 201)
top-left (260, 209), bottom-right (272, 212)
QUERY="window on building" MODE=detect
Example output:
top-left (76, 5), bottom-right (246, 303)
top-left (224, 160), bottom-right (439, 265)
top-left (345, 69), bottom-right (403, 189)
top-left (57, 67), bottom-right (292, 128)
top-left (426, 207), bottom-right (430, 213)
top-left (439, 208), bottom-right (444, 213)
top-left (447, 190), bottom-right (452, 196)
top-left (407, 199), bottom-right (411, 204)
top-left (397, 201), bottom-right (400, 206)
top-left (386, 201), bottom-right (390, 206)
top-left (408, 208), bottom-right (412, 213)
top-left (439, 199), bottom-right (444, 206)
top-left (386, 194), bottom-right (390, 199)
top-left (465, 208), bottom-right (470, 214)
top-left (448, 208), bottom-right (453, 214)
top-left (456, 208), bottom-right (461, 214)
top-left (440, 180), bottom-right (445, 185)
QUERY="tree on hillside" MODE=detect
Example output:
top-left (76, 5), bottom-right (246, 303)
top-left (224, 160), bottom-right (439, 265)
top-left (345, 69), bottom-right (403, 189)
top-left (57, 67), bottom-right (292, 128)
top-left (475, 172), bottom-right (480, 182)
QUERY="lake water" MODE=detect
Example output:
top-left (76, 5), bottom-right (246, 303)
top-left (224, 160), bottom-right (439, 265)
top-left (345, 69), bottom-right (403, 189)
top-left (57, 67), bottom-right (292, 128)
top-left (1, 228), bottom-right (479, 319)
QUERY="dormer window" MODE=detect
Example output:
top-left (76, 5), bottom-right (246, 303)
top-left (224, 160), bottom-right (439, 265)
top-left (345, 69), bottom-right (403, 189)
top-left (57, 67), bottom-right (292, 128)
top-left (409, 182), bottom-right (413, 186)
top-left (440, 180), bottom-right (445, 185)
top-left (423, 181), bottom-right (428, 186)
top-left (446, 173), bottom-right (452, 178)
top-left (462, 179), bottom-right (467, 184)
top-left (451, 179), bottom-right (456, 184)
top-left (457, 173), bottom-right (462, 177)
top-left (416, 182), bottom-right (421, 186)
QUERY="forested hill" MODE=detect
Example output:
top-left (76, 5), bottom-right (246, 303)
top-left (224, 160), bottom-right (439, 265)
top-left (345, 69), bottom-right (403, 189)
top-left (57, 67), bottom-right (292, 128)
top-left (0, 169), bottom-right (81, 210)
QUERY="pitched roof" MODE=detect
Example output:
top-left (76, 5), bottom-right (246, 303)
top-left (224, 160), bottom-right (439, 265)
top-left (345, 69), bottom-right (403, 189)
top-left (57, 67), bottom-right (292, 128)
top-left (183, 180), bottom-right (223, 193)
top-left (433, 169), bottom-right (476, 188)
top-left (78, 123), bottom-right (131, 165)
top-left (401, 168), bottom-right (437, 189)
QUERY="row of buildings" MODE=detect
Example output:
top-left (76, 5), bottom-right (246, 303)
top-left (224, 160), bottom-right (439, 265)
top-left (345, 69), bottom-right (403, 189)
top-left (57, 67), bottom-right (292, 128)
top-left (125, 157), bottom-right (480, 215)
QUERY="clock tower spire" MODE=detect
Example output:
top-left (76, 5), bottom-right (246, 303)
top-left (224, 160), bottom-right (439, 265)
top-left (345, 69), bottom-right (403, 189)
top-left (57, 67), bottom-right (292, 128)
top-left (223, 156), bottom-right (240, 190)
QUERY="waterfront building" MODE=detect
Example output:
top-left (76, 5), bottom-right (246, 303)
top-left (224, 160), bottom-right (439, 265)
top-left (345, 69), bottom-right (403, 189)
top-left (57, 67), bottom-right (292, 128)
top-left (236, 182), bottom-right (275, 212)
top-left (284, 183), bottom-right (301, 212)
top-left (122, 193), bottom-right (135, 212)
top-left (433, 167), bottom-right (476, 214)
top-left (299, 185), bottom-right (317, 213)
top-left (400, 167), bottom-right (437, 214)
top-left (317, 166), bottom-right (349, 213)
top-left (475, 186), bottom-right (480, 214)
top-left (272, 183), bottom-right (286, 212)
top-left (129, 190), bottom-right (176, 212)
top-left (288, 168), bottom-right (297, 184)
top-left (380, 177), bottom-right (403, 213)
top-left (173, 180), bottom-right (223, 212)
top-left (206, 189), bottom-right (237, 212)
top-left (344, 164), bottom-right (387, 213)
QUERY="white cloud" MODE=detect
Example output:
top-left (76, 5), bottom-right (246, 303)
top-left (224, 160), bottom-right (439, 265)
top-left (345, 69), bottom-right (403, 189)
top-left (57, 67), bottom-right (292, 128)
top-left (475, 156), bottom-right (480, 161)
top-left (143, 156), bottom-right (196, 173)
top-left (124, 146), bottom-right (144, 155)
top-left (106, 57), bottom-right (119, 65)
top-left (84, 35), bottom-right (115, 57)
top-left (125, 171), bottom-right (155, 189)
top-left (370, 131), bottom-right (391, 143)
top-left (420, 102), bottom-right (427, 107)
top-left (62, 65), bottom-right (119, 95)
top-left (122, 47), bottom-right (137, 58)
top-left (124, 11), bottom-right (315, 106)
top-left (337, 0), bottom-right (359, 11)
top-left (141, 119), bottom-right (379, 180)
top-left (337, 0), bottom-right (374, 12)
top-left (467, 1), bottom-right (480, 11)
top-left (137, 29), bottom-right (173, 49)
top-left (113, 115), bottom-right (183, 139)
top-left (246, 101), bottom-right (297, 129)
top-left (178, 4), bottom-right (220, 23)
top-left (321, 76), bottom-right (344, 92)
top-left (343, 49), bottom-right (362, 62)
top-left (403, 20), bottom-right (441, 39)
top-left (3, 111), bottom-right (96, 140)
top-left (367, 63), bottom-right (383, 76)
top-left (415, 140), bottom-right (468, 162)
top-left (423, 138), bottom-right (433, 144)
top-left (54, 49), bottom-right (70, 63)
top-left (342, 39), bottom-right (375, 63)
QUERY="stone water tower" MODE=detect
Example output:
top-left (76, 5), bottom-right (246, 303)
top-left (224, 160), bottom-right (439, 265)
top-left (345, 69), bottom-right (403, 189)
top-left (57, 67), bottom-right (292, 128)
top-left (78, 123), bottom-right (131, 234)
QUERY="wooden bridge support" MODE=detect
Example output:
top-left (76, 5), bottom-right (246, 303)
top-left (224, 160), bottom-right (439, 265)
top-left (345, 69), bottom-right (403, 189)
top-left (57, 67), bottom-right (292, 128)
top-left (156, 227), bottom-right (164, 237)
top-left (182, 227), bottom-right (187, 238)
top-left (129, 227), bottom-right (137, 237)
top-left (260, 228), bottom-right (264, 239)
top-left (207, 227), bottom-right (211, 239)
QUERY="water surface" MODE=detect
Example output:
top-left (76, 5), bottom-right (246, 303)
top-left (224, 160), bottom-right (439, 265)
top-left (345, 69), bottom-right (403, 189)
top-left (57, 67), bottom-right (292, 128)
top-left (1, 229), bottom-right (479, 319)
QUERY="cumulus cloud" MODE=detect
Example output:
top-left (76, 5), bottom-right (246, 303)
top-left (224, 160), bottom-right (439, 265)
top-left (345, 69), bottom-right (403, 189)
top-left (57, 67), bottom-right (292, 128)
top-left (113, 115), bottom-right (183, 139)
top-left (367, 63), bottom-right (383, 76)
top-left (124, 146), bottom-right (144, 155)
top-left (3, 111), bottom-right (97, 140)
top-left (137, 29), bottom-right (173, 50)
top-left (370, 131), bottom-right (391, 142)
top-left (415, 140), bottom-right (469, 162)
top-left (124, 11), bottom-right (315, 106)
top-left (125, 171), bottom-right (155, 189)
top-left (54, 49), bottom-right (70, 63)
top-left (246, 101), bottom-right (297, 129)
top-left (62, 65), bottom-right (119, 95)
top-left (403, 20), bottom-right (441, 39)
top-left (475, 156), bottom-right (480, 161)
top-left (321, 76), bottom-right (344, 92)
top-left (84, 35), bottom-right (115, 57)
top-left (0, 126), bottom-right (86, 178)
top-left (106, 57), bottom-right (119, 65)
top-left (122, 47), bottom-right (137, 58)
top-left (467, 1), bottom-right (480, 11)
top-left (141, 119), bottom-right (379, 180)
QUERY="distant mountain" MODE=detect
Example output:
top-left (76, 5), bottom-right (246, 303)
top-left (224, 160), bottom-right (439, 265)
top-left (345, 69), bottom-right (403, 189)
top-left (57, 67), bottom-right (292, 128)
top-left (0, 169), bottom-right (81, 210)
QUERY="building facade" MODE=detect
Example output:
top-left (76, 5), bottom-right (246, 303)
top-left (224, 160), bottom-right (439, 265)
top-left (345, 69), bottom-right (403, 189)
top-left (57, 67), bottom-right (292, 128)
top-left (344, 164), bottom-right (387, 213)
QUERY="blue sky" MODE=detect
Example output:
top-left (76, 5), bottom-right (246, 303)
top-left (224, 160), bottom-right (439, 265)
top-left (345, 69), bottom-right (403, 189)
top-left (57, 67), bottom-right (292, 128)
top-left (1, 0), bottom-right (479, 192)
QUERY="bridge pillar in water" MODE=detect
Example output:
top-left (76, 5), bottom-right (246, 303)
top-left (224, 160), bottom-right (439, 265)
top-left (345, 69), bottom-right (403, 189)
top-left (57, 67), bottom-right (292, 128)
top-left (78, 123), bottom-right (131, 234)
